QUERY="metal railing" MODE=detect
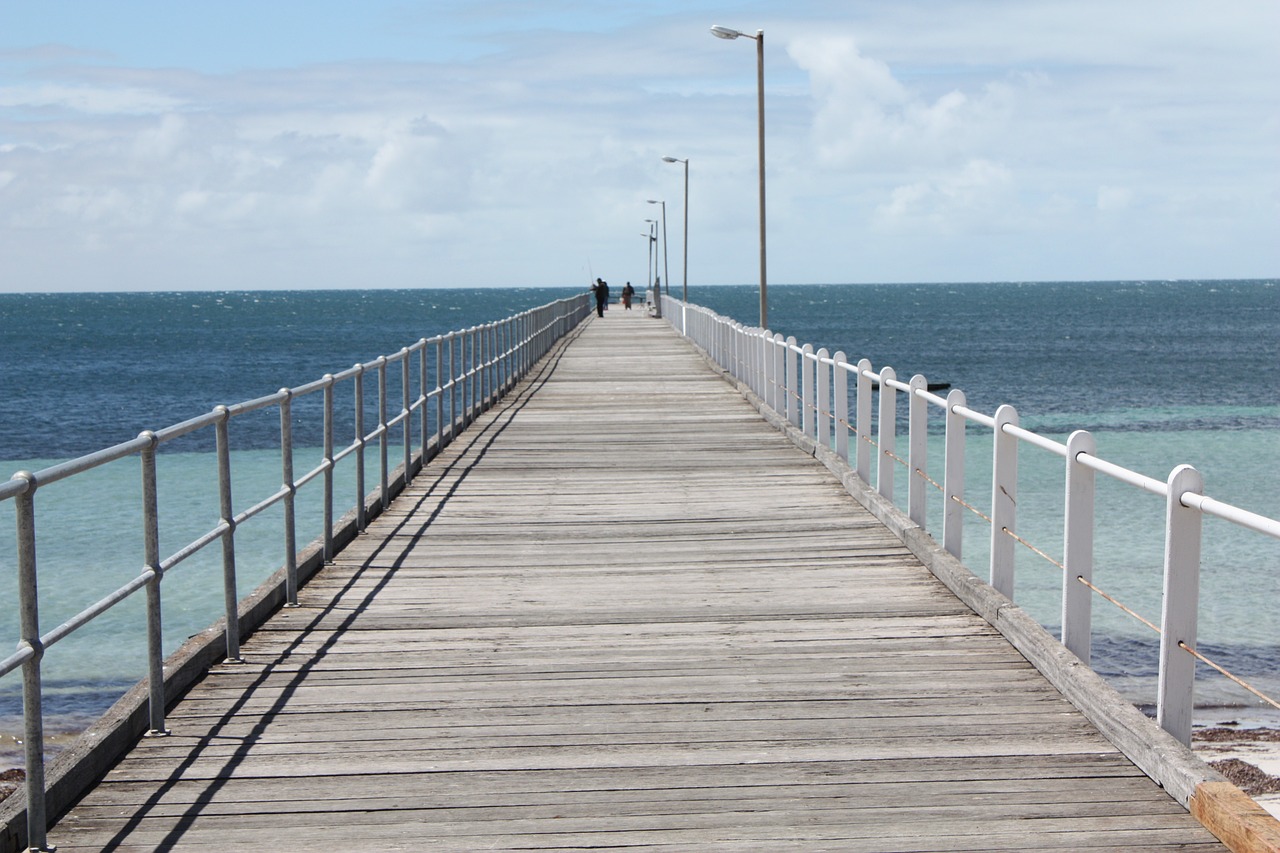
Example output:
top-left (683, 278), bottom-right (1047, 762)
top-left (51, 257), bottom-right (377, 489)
top-left (0, 292), bottom-right (591, 851)
top-left (665, 293), bottom-right (1280, 748)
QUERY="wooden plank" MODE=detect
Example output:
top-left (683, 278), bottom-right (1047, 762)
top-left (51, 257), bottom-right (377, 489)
top-left (40, 309), bottom-right (1227, 851)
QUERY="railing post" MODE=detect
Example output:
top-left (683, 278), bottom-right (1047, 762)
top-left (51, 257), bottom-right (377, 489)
top-left (734, 324), bottom-right (742, 380)
top-left (498, 321), bottom-right (509, 394)
top-left (762, 333), bottom-right (773, 409)
top-left (214, 406), bottom-right (242, 661)
top-left (943, 389), bottom-right (966, 559)
top-left (729, 323), bottom-right (738, 379)
top-left (816, 348), bottom-right (830, 449)
top-left (725, 322), bottom-right (733, 374)
top-left (446, 334), bottom-right (456, 444)
top-left (769, 334), bottom-right (783, 414)
top-left (434, 338), bottom-right (445, 450)
top-left (354, 364), bottom-right (367, 532)
top-left (856, 359), bottom-right (873, 484)
top-left (456, 331), bottom-right (465, 430)
top-left (785, 336), bottom-right (799, 427)
top-left (461, 328), bottom-right (472, 427)
top-left (279, 389), bottom-right (298, 606)
top-left (1062, 429), bottom-right (1096, 664)
top-left (990, 404), bottom-right (1019, 599)
top-left (509, 317), bottom-right (518, 389)
top-left (418, 341), bottom-right (429, 462)
top-left (496, 321), bottom-right (504, 399)
top-left (735, 324), bottom-right (745, 386)
top-left (737, 325), bottom-right (747, 389)
top-left (139, 432), bottom-right (167, 735)
top-left (877, 367), bottom-right (896, 500)
top-left (400, 349), bottom-right (412, 485)
top-left (377, 356), bottom-right (389, 510)
top-left (469, 328), bottom-right (480, 424)
top-left (487, 323), bottom-right (497, 406)
top-left (753, 329), bottom-right (762, 394)
top-left (908, 374), bottom-right (928, 527)
top-left (322, 375), bottom-right (335, 561)
top-left (14, 472), bottom-right (48, 853)
top-left (833, 353), bottom-right (849, 463)
top-left (801, 344), bottom-right (815, 437)
top-left (1157, 464), bottom-right (1204, 746)
top-left (481, 325), bottom-right (490, 408)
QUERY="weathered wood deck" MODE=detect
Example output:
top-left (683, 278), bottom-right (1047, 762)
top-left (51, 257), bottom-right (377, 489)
top-left (46, 307), bottom-right (1227, 850)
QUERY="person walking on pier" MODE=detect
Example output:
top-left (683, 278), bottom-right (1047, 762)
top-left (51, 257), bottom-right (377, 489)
top-left (621, 282), bottom-right (635, 310)
top-left (592, 278), bottom-right (610, 317)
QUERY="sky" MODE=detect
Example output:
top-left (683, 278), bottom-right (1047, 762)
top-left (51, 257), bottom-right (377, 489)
top-left (0, 0), bottom-right (1277, 292)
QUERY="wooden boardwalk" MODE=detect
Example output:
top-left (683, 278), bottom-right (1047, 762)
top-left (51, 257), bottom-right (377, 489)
top-left (46, 308), bottom-right (1227, 851)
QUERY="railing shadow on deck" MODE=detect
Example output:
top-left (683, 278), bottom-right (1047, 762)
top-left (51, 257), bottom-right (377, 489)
top-left (92, 318), bottom-right (590, 853)
top-left (0, 294), bottom-right (592, 853)
top-left (661, 292), bottom-right (1280, 852)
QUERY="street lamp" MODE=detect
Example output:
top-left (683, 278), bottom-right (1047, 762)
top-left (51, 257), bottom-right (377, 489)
top-left (643, 218), bottom-right (660, 317)
top-left (710, 24), bottom-right (767, 329)
top-left (647, 199), bottom-right (668, 314)
top-left (643, 219), bottom-right (657, 292)
top-left (662, 156), bottom-right (689, 302)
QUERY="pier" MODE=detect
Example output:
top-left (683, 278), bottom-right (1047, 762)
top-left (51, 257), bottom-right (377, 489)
top-left (3, 300), bottom-right (1279, 851)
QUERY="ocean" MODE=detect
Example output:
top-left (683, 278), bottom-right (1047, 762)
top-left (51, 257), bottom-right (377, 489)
top-left (2, 281), bottom-right (1278, 767)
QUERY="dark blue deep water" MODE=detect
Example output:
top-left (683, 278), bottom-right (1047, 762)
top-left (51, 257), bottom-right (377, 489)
top-left (689, 279), bottom-right (1279, 434)
top-left (1, 287), bottom-right (578, 459)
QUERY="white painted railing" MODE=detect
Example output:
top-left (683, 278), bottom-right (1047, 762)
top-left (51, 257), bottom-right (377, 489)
top-left (0, 293), bottom-right (592, 851)
top-left (664, 293), bottom-right (1280, 747)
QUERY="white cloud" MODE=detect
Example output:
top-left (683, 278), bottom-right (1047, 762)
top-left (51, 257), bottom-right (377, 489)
top-left (132, 113), bottom-right (188, 160)
top-left (875, 159), bottom-right (1016, 231)
top-left (787, 34), bottom-right (1017, 169)
top-left (1096, 186), bottom-right (1134, 211)
top-left (0, 1), bottom-right (1275, 290)
top-left (0, 82), bottom-right (184, 115)
top-left (363, 118), bottom-right (474, 214)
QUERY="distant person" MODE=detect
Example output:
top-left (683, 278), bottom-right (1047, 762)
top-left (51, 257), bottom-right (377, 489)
top-left (621, 282), bottom-right (635, 310)
top-left (592, 278), bottom-right (609, 317)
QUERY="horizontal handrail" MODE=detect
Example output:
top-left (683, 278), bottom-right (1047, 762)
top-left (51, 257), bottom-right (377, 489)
top-left (1077, 452), bottom-right (1169, 497)
top-left (1184, 493), bottom-right (1280, 538)
top-left (158, 522), bottom-right (230, 574)
top-left (153, 410), bottom-right (224, 443)
top-left (953, 404), bottom-right (995, 429)
top-left (40, 571), bottom-right (156, 652)
top-left (1004, 423), bottom-right (1068, 458)
top-left (22, 436), bottom-right (153, 488)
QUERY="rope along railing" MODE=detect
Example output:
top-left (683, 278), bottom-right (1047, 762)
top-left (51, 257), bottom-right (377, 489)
top-left (0, 293), bottom-right (592, 852)
top-left (662, 291), bottom-right (1280, 749)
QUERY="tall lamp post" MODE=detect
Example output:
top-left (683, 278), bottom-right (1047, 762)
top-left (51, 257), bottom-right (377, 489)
top-left (643, 218), bottom-right (659, 317)
top-left (643, 219), bottom-right (657, 288)
top-left (647, 199), bottom-right (668, 316)
top-left (710, 25), bottom-right (767, 329)
top-left (662, 156), bottom-right (689, 302)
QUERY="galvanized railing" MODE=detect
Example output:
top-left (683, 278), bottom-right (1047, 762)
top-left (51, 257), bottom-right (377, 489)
top-left (0, 292), bottom-right (591, 851)
top-left (665, 293), bottom-right (1280, 747)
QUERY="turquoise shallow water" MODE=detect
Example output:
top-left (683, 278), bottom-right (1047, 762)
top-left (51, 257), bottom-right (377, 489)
top-left (1, 281), bottom-right (1277, 766)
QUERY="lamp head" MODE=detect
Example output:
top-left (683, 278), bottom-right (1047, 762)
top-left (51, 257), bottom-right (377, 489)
top-left (662, 156), bottom-right (678, 163)
top-left (710, 25), bottom-right (742, 40)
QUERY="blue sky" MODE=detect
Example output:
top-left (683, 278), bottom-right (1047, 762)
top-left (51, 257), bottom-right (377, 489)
top-left (1, 0), bottom-right (1276, 291)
